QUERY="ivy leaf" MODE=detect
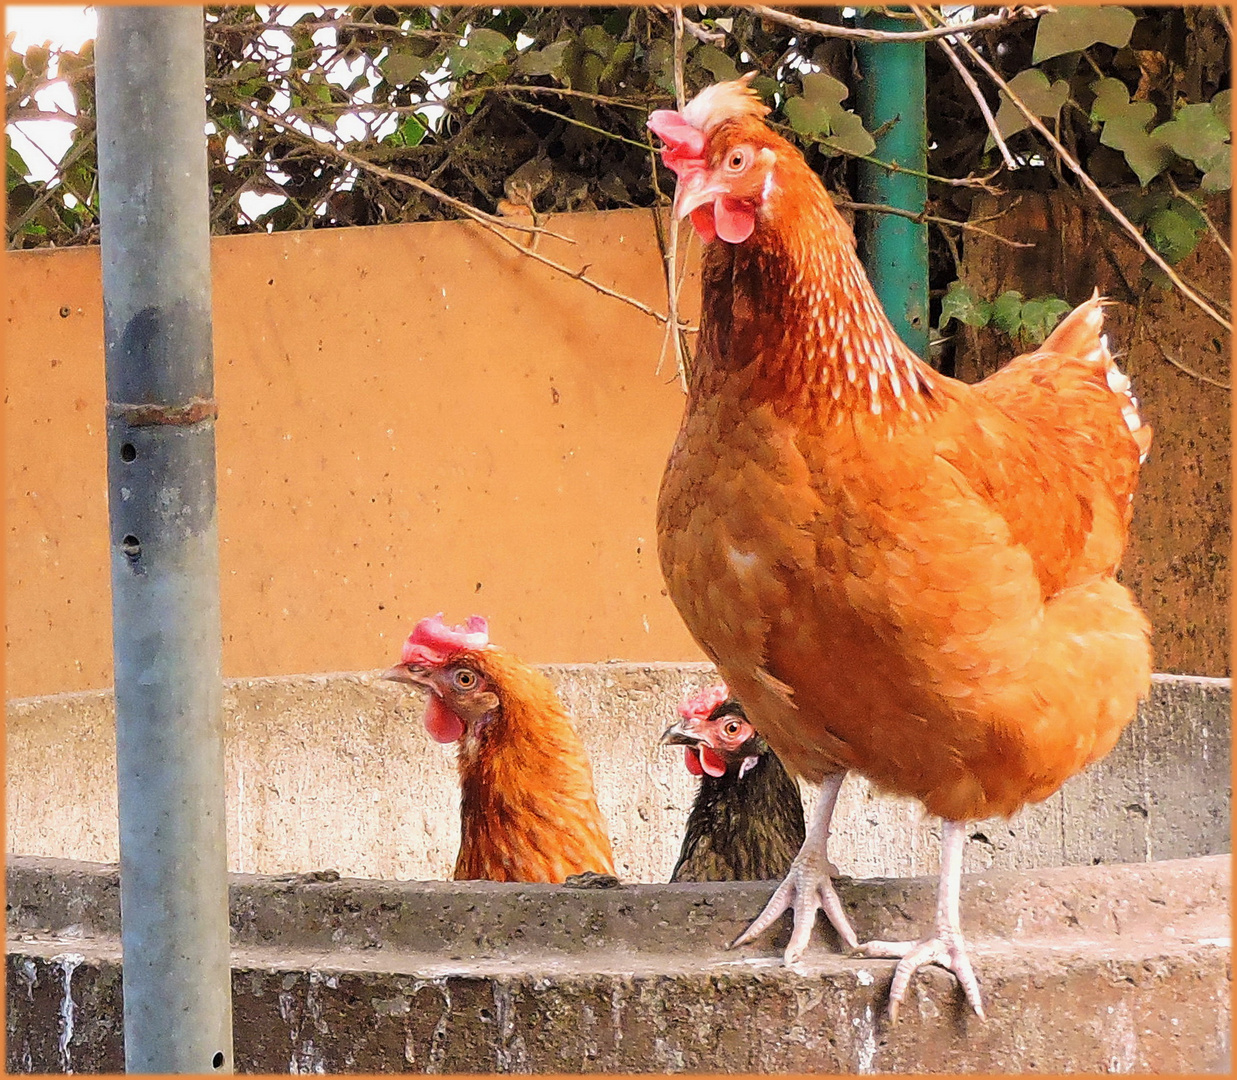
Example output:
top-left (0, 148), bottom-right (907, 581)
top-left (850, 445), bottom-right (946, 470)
top-left (579, 24), bottom-right (615, 60)
top-left (382, 49), bottom-right (433, 85)
top-left (388, 113), bottom-right (427, 148)
top-left (1144, 206), bottom-right (1204, 264)
top-left (1152, 102), bottom-right (1230, 173)
top-left (448, 28), bottom-right (511, 75)
top-left (1033, 6), bottom-right (1136, 63)
top-left (988, 69), bottom-right (1070, 147)
top-left (694, 44), bottom-right (738, 83)
top-left (939, 281), bottom-right (991, 329)
top-left (989, 290), bottom-right (1025, 338)
top-left (1091, 78), bottom-right (1172, 186)
top-left (1019, 297), bottom-right (1072, 345)
top-left (516, 39), bottom-right (568, 78)
top-left (784, 73), bottom-right (875, 158)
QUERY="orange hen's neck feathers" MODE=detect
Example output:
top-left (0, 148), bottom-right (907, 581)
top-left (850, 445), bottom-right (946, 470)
top-left (452, 648), bottom-right (616, 883)
top-left (694, 119), bottom-right (936, 424)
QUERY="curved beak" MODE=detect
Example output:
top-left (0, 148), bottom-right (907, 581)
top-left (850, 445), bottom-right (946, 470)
top-left (660, 716), bottom-right (706, 747)
top-left (382, 663), bottom-right (428, 686)
top-left (671, 169), bottom-right (723, 221)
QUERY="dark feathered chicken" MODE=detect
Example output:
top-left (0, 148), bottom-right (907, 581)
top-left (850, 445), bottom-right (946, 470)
top-left (663, 685), bottom-right (806, 882)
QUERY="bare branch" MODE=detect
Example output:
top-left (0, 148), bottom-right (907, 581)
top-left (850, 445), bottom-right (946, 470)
top-left (912, 6), bottom-right (1017, 171)
top-left (655, 6), bottom-right (691, 392)
top-left (834, 200), bottom-right (1034, 248)
top-left (231, 100), bottom-right (672, 327)
top-left (656, 6), bottom-right (726, 44)
top-left (950, 32), bottom-right (1233, 333)
top-left (749, 5), bottom-right (1049, 44)
top-left (1145, 333), bottom-right (1230, 391)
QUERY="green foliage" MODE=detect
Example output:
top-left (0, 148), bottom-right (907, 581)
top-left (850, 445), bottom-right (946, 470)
top-left (940, 283), bottom-right (1072, 347)
top-left (1090, 78), bottom-right (1173, 187)
top-left (1032, 6), bottom-right (1136, 64)
top-left (987, 68), bottom-right (1070, 149)
top-left (784, 72), bottom-right (875, 158)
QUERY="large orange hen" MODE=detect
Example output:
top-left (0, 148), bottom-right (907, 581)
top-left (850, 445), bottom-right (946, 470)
top-left (384, 614), bottom-right (616, 883)
top-left (649, 76), bottom-right (1152, 1020)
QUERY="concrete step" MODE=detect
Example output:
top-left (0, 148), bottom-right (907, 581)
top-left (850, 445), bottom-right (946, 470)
top-left (5, 669), bottom-right (1232, 884)
top-left (6, 854), bottom-right (1229, 1073)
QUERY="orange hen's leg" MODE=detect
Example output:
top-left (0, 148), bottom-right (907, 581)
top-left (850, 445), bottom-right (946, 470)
top-left (730, 771), bottom-right (857, 960)
top-left (856, 818), bottom-right (985, 1022)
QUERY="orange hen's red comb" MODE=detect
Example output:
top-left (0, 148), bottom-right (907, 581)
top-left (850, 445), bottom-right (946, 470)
top-left (399, 613), bottom-right (489, 666)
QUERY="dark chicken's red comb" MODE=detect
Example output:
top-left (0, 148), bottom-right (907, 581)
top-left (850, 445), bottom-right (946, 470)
top-left (679, 683), bottom-right (730, 722)
top-left (399, 613), bottom-right (489, 667)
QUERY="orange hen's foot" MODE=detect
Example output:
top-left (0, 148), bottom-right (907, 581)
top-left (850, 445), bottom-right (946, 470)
top-left (729, 771), bottom-right (857, 961)
top-left (856, 818), bottom-right (985, 1023)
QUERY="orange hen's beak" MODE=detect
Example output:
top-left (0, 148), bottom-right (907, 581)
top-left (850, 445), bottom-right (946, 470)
top-left (671, 169), bottom-right (727, 221)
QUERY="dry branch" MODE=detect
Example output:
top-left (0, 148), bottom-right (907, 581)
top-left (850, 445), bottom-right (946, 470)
top-left (749, 5), bottom-right (1048, 44)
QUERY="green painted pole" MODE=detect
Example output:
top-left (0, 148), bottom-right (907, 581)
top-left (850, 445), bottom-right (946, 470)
top-left (854, 8), bottom-right (929, 357)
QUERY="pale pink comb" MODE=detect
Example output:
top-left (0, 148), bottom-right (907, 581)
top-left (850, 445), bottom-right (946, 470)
top-left (399, 613), bottom-right (490, 667)
top-left (679, 683), bottom-right (730, 722)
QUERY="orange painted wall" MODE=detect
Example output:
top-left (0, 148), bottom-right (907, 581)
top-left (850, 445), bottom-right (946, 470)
top-left (6, 210), bottom-right (707, 697)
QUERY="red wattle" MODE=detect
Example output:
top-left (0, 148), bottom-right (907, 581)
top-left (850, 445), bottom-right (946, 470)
top-left (424, 694), bottom-right (465, 744)
top-left (684, 746), bottom-right (704, 776)
top-left (699, 745), bottom-right (728, 777)
top-left (714, 197), bottom-right (755, 244)
top-left (690, 205), bottom-right (717, 243)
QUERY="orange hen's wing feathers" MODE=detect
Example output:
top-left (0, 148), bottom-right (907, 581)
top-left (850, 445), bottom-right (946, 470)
top-left (453, 648), bottom-right (616, 883)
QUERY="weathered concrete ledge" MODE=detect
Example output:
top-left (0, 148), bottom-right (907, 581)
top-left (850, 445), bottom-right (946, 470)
top-left (6, 854), bottom-right (1230, 1073)
top-left (5, 669), bottom-right (1231, 883)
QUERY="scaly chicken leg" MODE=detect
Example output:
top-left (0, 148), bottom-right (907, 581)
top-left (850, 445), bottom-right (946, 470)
top-left (856, 819), bottom-right (984, 1022)
top-left (730, 771), bottom-right (857, 959)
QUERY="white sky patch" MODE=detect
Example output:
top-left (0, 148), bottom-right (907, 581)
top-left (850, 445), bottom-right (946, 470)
top-left (5, 5), bottom-right (96, 52)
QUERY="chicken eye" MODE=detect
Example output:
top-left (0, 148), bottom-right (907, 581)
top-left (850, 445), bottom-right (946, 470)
top-left (724, 720), bottom-right (742, 736)
top-left (726, 148), bottom-right (748, 172)
top-left (452, 667), bottom-right (478, 691)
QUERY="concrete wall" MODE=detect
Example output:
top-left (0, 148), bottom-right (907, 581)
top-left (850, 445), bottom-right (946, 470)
top-left (5, 205), bottom-right (1231, 700)
top-left (6, 854), bottom-right (1231, 1073)
top-left (6, 666), bottom-right (1229, 884)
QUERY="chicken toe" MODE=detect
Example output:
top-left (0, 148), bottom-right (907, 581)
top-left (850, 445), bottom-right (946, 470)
top-left (729, 771), bottom-right (857, 959)
top-left (855, 819), bottom-right (985, 1022)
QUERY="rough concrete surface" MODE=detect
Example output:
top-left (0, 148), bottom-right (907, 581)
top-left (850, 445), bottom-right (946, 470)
top-left (5, 668), bottom-right (1231, 884)
top-left (6, 854), bottom-right (1230, 1073)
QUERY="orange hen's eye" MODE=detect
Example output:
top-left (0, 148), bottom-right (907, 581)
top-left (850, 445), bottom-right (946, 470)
top-left (452, 667), bottom-right (478, 691)
top-left (725, 148), bottom-right (749, 172)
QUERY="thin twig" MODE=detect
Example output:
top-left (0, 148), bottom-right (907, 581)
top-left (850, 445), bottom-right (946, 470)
top-left (656, 5), bottom-right (690, 391)
top-left (656, 6), bottom-right (727, 44)
top-left (231, 99), bottom-right (673, 326)
top-left (512, 101), bottom-right (654, 151)
top-left (834, 200), bottom-right (1034, 247)
top-left (749, 4), bottom-right (1049, 44)
top-left (1145, 332), bottom-right (1230, 390)
top-left (448, 84), bottom-right (653, 111)
top-left (950, 31), bottom-right (1233, 333)
top-left (913, 6), bottom-right (1017, 171)
top-left (1216, 6), bottom-right (1232, 36)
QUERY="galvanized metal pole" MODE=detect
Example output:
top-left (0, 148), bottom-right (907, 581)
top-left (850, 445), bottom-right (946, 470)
top-left (96, 6), bottom-right (234, 1073)
top-left (855, 9), bottom-right (930, 357)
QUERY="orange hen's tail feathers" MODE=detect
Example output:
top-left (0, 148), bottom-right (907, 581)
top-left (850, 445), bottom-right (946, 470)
top-left (1040, 291), bottom-right (1152, 463)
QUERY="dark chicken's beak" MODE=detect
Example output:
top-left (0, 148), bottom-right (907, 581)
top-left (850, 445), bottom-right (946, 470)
top-left (660, 718), bottom-right (704, 747)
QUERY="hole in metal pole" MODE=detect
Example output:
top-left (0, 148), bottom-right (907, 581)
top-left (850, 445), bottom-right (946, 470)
top-left (121, 535), bottom-right (141, 559)
top-left (212, 1052), bottom-right (225, 1069)
top-left (120, 443), bottom-right (137, 462)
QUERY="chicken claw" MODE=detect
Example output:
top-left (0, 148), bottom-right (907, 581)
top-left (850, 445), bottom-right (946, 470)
top-left (729, 772), bottom-right (857, 960)
top-left (856, 819), bottom-right (985, 1022)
